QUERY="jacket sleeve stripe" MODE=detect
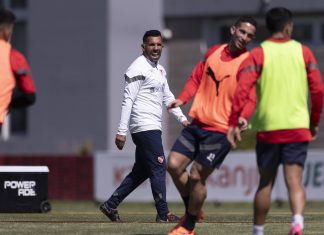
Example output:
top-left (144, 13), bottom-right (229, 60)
top-left (124, 74), bottom-right (145, 83)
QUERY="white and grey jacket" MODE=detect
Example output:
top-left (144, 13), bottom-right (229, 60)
top-left (117, 55), bottom-right (187, 135)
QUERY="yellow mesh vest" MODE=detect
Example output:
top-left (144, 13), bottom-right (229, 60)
top-left (251, 40), bottom-right (309, 131)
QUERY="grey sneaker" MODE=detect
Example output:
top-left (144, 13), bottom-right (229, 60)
top-left (156, 212), bottom-right (180, 222)
top-left (99, 203), bottom-right (121, 222)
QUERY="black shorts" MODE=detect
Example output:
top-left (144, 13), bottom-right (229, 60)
top-left (256, 140), bottom-right (309, 170)
top-left (171, 124), bottom-right (231, 169)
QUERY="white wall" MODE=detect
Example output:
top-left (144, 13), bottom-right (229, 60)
top-left (95, 150), bottom-right (324, 202)
top-left (0, 0), bottom-right (108, 154)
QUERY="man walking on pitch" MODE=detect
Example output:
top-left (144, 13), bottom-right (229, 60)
top-left (100, 30), bottom-right (189, 223)
top-left (227, 8), bottom-right (323, 235)
top-left (167, 17), bottom-right (257, 235)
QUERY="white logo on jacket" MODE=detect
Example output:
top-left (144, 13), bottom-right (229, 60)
top-left (157, 156), bottom-right (164, 164)
top-left (206, 153), bottom-right (216, 162)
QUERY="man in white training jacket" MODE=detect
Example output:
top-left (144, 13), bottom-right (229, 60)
top-left (100, 30), bottom-right (189, 223)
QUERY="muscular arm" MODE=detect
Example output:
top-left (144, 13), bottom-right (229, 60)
top-left (177, 61), bottom-right (205, 104)
top-left (163, 79), bottom-right (188, 124)
top-left (302, 45), bottom-right (323, 126)
top-left (229, 47), bottom-right (263, 127)
top-left (240, 86), bottom-right (257, 121)
top-left (227, 48), bottom-right (262, 148)
top-left (10, 49), bottom-right (36, 109)
top-left (178, 45), bottom-right (221, 104)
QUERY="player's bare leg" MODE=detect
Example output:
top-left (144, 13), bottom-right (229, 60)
top-left (167, 151), bottom-right (192, 198)
top-left (253, 168), bottom-right (277, 225)
top-left (171, 161), bottom-right (213, 232)
top-left (284, 164), bottom-right (305, 215)
top-left (187, 162), bottom-right (213, 217)
top-left (284, 164), bottom-right (305, 233)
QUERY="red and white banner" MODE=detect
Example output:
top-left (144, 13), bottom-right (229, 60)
top-left (94, 150), bottom-right (324, 202)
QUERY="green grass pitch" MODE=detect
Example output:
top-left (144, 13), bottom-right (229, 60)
top-left (0, 201), bottom-right (323, 234)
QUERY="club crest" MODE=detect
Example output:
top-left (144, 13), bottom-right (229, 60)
top-left (157, 156), bottom-right (164, 164)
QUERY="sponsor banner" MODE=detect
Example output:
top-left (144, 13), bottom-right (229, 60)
top-left (94, 150), bottom-right (324, 202)
top-left (4, 180), bottom-right (37, 196)
top-left (0, 166), bottom-right (49, 212)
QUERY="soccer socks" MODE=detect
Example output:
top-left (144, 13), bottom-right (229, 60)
top-left (252, 215), bottom-right (303, 235)
top-left (181, 196), bottom-right (190, 211)
top-left (252, 225), bottom-right (264, 235)
top-left (182, 212), bottom-right (197, 231)
top-left (292, 214), bottom-right (304, 229)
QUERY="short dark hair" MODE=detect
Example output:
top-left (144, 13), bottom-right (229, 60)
top-left (143, 30), bottom-right (162, 44)
top-left (0, 7), bottom-right (16, 26)
top-left (266, 7), bottom-right (292, 34)
top-left (234, 16), bottom-right (258, 29)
